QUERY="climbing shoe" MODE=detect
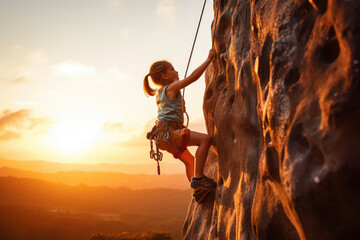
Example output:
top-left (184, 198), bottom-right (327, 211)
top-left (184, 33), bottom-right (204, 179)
top-left (190, 176), bottom-right (216, 190)
top-left (193, 188), bottom-right (211, 203)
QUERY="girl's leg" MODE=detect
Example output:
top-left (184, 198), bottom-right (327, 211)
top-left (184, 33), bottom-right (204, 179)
top-left (178, 149), bottom-right (194, 182)
top-left (186, 131), bottom-right (211, 178)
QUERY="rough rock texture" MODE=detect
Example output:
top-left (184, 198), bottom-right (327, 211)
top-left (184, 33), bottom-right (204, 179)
top-left (183, 0), bottom-right (360, 239)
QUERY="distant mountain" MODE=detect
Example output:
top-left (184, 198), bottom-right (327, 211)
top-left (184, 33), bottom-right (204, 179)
top-left (0, 176), bottom-right (192, 215)
top-left (0, 167), bottom-right (189, 190)
top-left (0, 157), bottom-right (184, 174)
top-left (0, 176), bottom-right (192, 240)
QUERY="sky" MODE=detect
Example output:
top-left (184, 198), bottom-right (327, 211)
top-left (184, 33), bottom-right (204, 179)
top-left (0, 0), bottom-right (214, 167)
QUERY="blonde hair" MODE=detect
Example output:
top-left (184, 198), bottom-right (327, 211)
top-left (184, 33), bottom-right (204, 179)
top-left (143, 60), bottom-right (172, 97)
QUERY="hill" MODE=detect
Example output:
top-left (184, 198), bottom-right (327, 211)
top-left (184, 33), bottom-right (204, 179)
top-left (0, 176), bottom-right (192, 239)
top-left (0, 176), bottom-right (191, 214)
top-left (0, 167), bottom-right (189, 189)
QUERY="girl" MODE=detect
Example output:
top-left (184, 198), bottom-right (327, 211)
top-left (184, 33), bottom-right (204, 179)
top-left (143, 49), bottom-right (216, 202)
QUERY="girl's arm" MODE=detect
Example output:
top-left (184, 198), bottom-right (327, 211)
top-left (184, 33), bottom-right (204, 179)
top-left (167, 49), bottom-right (216, 96)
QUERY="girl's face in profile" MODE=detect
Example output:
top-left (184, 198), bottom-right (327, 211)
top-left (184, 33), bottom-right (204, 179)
top-left (165, 64), bottom-right (179, 83)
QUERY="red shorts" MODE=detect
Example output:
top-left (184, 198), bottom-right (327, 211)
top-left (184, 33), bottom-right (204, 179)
top-left (157, 124), bottom-right (191, 159)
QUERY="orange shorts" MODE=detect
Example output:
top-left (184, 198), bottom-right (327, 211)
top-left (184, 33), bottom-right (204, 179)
top-left (157, 125), bottom-right (191, 159)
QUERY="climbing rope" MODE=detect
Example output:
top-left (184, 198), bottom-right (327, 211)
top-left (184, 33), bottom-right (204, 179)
top-left (182, 0), bottom-right (208, 129)
top-left (182, 0), bottom-right (218, 129)
top-left (183, 0), bottom-right (208, 94)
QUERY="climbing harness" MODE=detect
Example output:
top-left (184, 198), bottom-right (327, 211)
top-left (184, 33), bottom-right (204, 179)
top-left (148, 0), bottom-right (216, 175)
top-left (147, 121), bottom-right (183, 175)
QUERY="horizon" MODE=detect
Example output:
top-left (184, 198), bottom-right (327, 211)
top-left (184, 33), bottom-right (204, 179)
top-left (0, 155), bottom-right (186, 175)
top-left (0, 0), bottom-right (214, 168)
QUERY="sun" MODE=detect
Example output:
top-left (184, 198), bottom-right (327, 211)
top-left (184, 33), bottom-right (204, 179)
top-left (49, 116), bottom-right (100, 156)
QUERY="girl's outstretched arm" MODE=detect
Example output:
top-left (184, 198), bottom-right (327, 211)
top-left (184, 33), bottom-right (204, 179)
top-left (167, 49), bottom-right (216, 95)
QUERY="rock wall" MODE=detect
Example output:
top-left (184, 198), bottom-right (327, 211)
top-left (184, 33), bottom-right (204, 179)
top-left (183, 0), bottom-right (360, 239)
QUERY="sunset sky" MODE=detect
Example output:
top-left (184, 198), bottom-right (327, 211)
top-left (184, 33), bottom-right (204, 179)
top-left (0, 0), bottom-right (214, 166)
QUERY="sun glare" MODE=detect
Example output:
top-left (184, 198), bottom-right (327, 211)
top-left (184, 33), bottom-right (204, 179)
top-left (49, 117), bottom-right (100, 156)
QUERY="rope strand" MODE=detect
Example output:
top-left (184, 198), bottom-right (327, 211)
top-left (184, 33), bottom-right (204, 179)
top-left (182, 0), bottom-right (208, 129)
top-left (181, 0), bottom-right (217, 129)
top-left (182, 0), bottom-right (207, 98)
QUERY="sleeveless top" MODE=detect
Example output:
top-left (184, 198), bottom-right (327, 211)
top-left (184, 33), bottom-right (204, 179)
top-left (156, 85), bottom-right (184, 124)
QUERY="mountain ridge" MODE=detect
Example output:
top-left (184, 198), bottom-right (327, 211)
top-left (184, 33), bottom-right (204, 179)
top-left (0, 156), bottom-right (183, 174)
top-left (0, 166), bottom-right (189, 190)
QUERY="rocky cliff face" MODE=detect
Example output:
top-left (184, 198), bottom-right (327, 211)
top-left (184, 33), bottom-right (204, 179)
top-left (183, 0), bottom-right (360, 239)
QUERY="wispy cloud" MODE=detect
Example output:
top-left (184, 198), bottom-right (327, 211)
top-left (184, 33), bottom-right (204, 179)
top-left (52, 61), bottom-right (96, 77)
top-left (0, 130), bottom-right (21, 141)
top-left (157, 0), bottom-right (177, 25)
top-left (0, 109), bottom-right (31, 129)
top-left (11, 76), bottom-right (28, 84)
top-left (0, 109), bottom-right (52, 141)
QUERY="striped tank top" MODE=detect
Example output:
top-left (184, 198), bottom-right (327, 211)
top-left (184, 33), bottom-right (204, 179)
top-left (156, 85), bottom-right (184, 124)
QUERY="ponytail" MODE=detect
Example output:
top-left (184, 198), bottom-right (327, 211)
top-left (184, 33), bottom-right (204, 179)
top-left (143, 60), bottom-right (172, 97)
top-left (143, 74), bottom-right (156, 97)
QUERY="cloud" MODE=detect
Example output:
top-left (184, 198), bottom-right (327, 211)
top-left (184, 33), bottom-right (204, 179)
top-left (0, 130), bottom-right (21, 141)
top-left (157, 0), bottom-right (177, 25)
top-left (27, 116), bottom-right (52, 130)
top-left (52, 61), bottom-right (96, 77)
top-left (11, 76), bottom-right (28, 84)
top-left (0, 109), bottom-right (52, 141)
top-left (0, 109), bottom-right (31, 129)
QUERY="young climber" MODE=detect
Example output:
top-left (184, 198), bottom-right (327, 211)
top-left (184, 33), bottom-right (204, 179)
top-left (144, 49), bottom-right (217, 202)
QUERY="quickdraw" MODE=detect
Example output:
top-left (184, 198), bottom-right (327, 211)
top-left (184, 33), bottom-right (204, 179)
top-left (147, 122), bottom-right (168, 175)
top-left (149, 134), bottom-right (163, 175)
